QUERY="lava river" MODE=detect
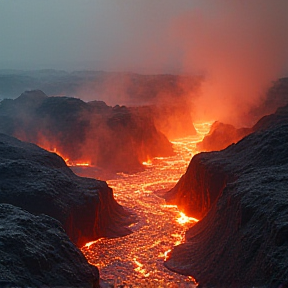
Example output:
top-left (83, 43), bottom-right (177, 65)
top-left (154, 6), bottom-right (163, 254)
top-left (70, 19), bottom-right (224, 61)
top-left (80, 123), bottom-right (212, 288)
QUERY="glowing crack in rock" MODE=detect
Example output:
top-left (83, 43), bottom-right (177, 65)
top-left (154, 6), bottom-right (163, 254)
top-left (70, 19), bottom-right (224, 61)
top-left (81, 122), bottom-right (213, 287)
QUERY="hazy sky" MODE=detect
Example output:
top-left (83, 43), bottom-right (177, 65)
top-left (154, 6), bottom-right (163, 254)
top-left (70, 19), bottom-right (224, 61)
top-left (1, 1), bottom-right (288, 124)
top-left (1, 0), bottom-right (287, 73)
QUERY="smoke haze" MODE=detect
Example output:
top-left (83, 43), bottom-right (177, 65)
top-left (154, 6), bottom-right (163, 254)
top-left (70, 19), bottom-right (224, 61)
top-left (1, 1), bottom-right (288, 125)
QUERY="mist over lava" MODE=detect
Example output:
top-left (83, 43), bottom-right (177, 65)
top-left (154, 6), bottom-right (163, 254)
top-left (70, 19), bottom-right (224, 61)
top-left (105, 1), bottom-right (288, 126)
top-left (1, 1), bottom-right (288, 125)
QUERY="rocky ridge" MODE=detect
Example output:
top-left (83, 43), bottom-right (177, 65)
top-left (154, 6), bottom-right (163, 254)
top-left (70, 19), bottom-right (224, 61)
top-left (0, 203), bottom-right (99, 288)
top-left (0, 133), bottom-right (134, 247)
top-left (0, 90), bottom-right (174, 173)
top-left (164, 104), bottom-right (288, 287)
top-left (0, 70), bottom-right (200, 139)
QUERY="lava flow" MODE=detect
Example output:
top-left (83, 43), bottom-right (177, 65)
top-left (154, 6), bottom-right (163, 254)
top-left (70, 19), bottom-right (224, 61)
top-left (81, 123), bottom-right (212, 288)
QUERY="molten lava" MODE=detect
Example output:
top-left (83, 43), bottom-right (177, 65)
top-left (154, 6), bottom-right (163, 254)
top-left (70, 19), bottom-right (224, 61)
top-left (177, 212), bottom-right (199, 225)
top-left (51, 147), bottom-right (69, 163)
top-left (38, 145), bottom-right (93, 167)
top-left (80, 122), bottom-right (212, 287)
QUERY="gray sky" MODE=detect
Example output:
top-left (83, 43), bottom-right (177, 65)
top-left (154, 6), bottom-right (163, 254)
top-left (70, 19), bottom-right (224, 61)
top-left (1, 0), bottom-right (288, 123)
top-left (1, 1), bottom-right (288, 74)
top-left (0, 0), bottom-right (196, 71)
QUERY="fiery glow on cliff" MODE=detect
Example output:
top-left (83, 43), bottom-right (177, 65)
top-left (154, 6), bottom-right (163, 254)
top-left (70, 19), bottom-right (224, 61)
top-left (37, 145), bottom-right (93, 167)
top-left (51, 147), bottom-right (69, 163)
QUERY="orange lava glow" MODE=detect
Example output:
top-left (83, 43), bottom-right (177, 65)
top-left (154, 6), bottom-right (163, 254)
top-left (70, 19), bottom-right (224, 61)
top-left (133, 258), bottom-right (150, 277)
top-left (84, 238), bottom-right (103, 249)
top-left (72, 161), bottom-right (91, 167)
top-left (51, 147), bottom-right (69, 163)
top-left (80, 122), bottom-right (213, 287)
top-left (177, 212), bottom-right (199, 225)
top-left (39, 145), bottom-right (93, 167)
top-left (142, 159), bottom-right (153, 166)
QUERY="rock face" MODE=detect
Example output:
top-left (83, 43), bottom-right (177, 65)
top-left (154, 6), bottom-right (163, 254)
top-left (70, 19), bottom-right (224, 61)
top-left (0, 90), bottom-right (174, 173)
top-left (197, 78), bottom-right (288, 152)
top-left (196, 121), bottom-right (251, 152)
top-left (0, 133), bottom-right (134, 247)
top-left (0, 203), bottom-right (99, 288)
top-left (0, 70), bottom-right (201, 139)
top-left (164, 105), bottom-right (288, 287)
top-left (249, 77), bottom-right (288, 123)
top-left (133, 104), bottom-right (197, 140)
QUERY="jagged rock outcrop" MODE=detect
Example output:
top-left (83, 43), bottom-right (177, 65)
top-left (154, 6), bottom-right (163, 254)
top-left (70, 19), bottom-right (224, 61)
top-left (0, 90), bottom-right (174, 173)
top-left (249, 77), bottom-right (288, 123)
top-left (197, 78), bottom-right (288, 152)
top-left (0, 70), bottom-right (201, 139)
top-left (164, 104), bottom-right (288, 287)
top-left (0, 203), bottom-right (99, 288)
top-left (0, 133), bottom-right (134, 247)
top-left (196, 121), bottom-right (251, 152)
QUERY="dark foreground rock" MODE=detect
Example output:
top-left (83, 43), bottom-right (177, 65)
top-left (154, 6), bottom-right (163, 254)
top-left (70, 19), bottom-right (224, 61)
top-left (0, 133), bottom-right (134, 247)
top-left (165, 105), bottom-right (288, 287)
top-left (0, 90), bottom-right (174, 173)
top-left (0, 203), bottom-right (99, 288)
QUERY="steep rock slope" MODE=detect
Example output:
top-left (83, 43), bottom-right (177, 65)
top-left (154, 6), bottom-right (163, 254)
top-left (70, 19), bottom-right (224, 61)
top-left (0, 90), bottom-right (174, 173)
top-left (0, 133), bottom-right (134, 247)
top-left (0, 70), bottom-right (201, 139)
top-left (196, 121), bottom-right (251, 152)
top-left (166, 105), bottom-right (288, 218)
top-left (164, 105), bottom-right (288, 287)
top-left (0, 204), bottom-right (99, 288)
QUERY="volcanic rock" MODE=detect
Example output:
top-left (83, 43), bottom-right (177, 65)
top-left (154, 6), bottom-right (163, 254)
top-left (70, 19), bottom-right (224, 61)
top-left (0, 70), bottom-right (201, 139)
top-left (132, 104), bottom-right (197, 140)
top-left (164, 104), bottom-right (288, 287)
top-left (249, 77), bottom-right (288, 123)
top-left (0, 133), bottom-right (134, 247)
top-left (0, 203), bottom-right (99, 288)
top-left (0, 90), bottom-right (174, 173)
top-left (196, 121), bottom-right (251, 152)
top-left (197, 78), bottom-right (288, 152)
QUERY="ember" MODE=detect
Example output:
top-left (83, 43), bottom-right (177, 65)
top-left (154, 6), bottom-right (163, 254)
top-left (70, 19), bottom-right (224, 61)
top-left (81, 122), bottom-right (212, 287)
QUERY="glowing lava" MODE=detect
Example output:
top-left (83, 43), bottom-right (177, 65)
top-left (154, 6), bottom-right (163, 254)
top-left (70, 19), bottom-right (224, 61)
top-left (38, 146), bottom-right (93, 167)
top-left (80, 122), bottom-right (212, 287)
top-left (177, 212), bottom-right (199, 225)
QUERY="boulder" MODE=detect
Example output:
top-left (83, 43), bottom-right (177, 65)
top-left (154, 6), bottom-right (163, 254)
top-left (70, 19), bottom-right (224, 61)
top-left (0, 203), bottom-right (99, 288)
top-left (164, 104), bottom-right (288, 287)
top-left (0, 133), bottom-right (134, 247)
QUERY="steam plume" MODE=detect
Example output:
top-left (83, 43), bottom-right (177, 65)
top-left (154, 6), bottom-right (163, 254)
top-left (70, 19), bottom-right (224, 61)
top-left (104, 1), bottom-right (288, 125)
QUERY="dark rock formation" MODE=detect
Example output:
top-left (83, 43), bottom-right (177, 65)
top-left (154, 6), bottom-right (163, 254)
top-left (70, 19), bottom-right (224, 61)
top-left (0, 133), bottom-right (134, 247)
top-left (164, 104), bottom-right (288, 287)
top-left (197, 78), bottom-right (288, 152)
top-left (0, 70), bottom-right (201, 139)
top-left (196, 121), bottom-right (251, 152)
top-left (0, 90), bottom-right (174, 173)
top-left (133, 104), bottom-right (197, 140)
top-left (0, 203), bottom-right (99, 288)
top-left (249, 77), bottom-right (288, 123)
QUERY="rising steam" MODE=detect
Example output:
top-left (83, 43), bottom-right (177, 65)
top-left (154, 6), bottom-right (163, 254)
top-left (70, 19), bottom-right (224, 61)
top-left (99, 1), bottom-right (288, 126)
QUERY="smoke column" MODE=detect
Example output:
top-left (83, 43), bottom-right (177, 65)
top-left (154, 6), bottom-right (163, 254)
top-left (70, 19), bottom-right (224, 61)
top-left (105, 1), bottom-right (288, 125)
